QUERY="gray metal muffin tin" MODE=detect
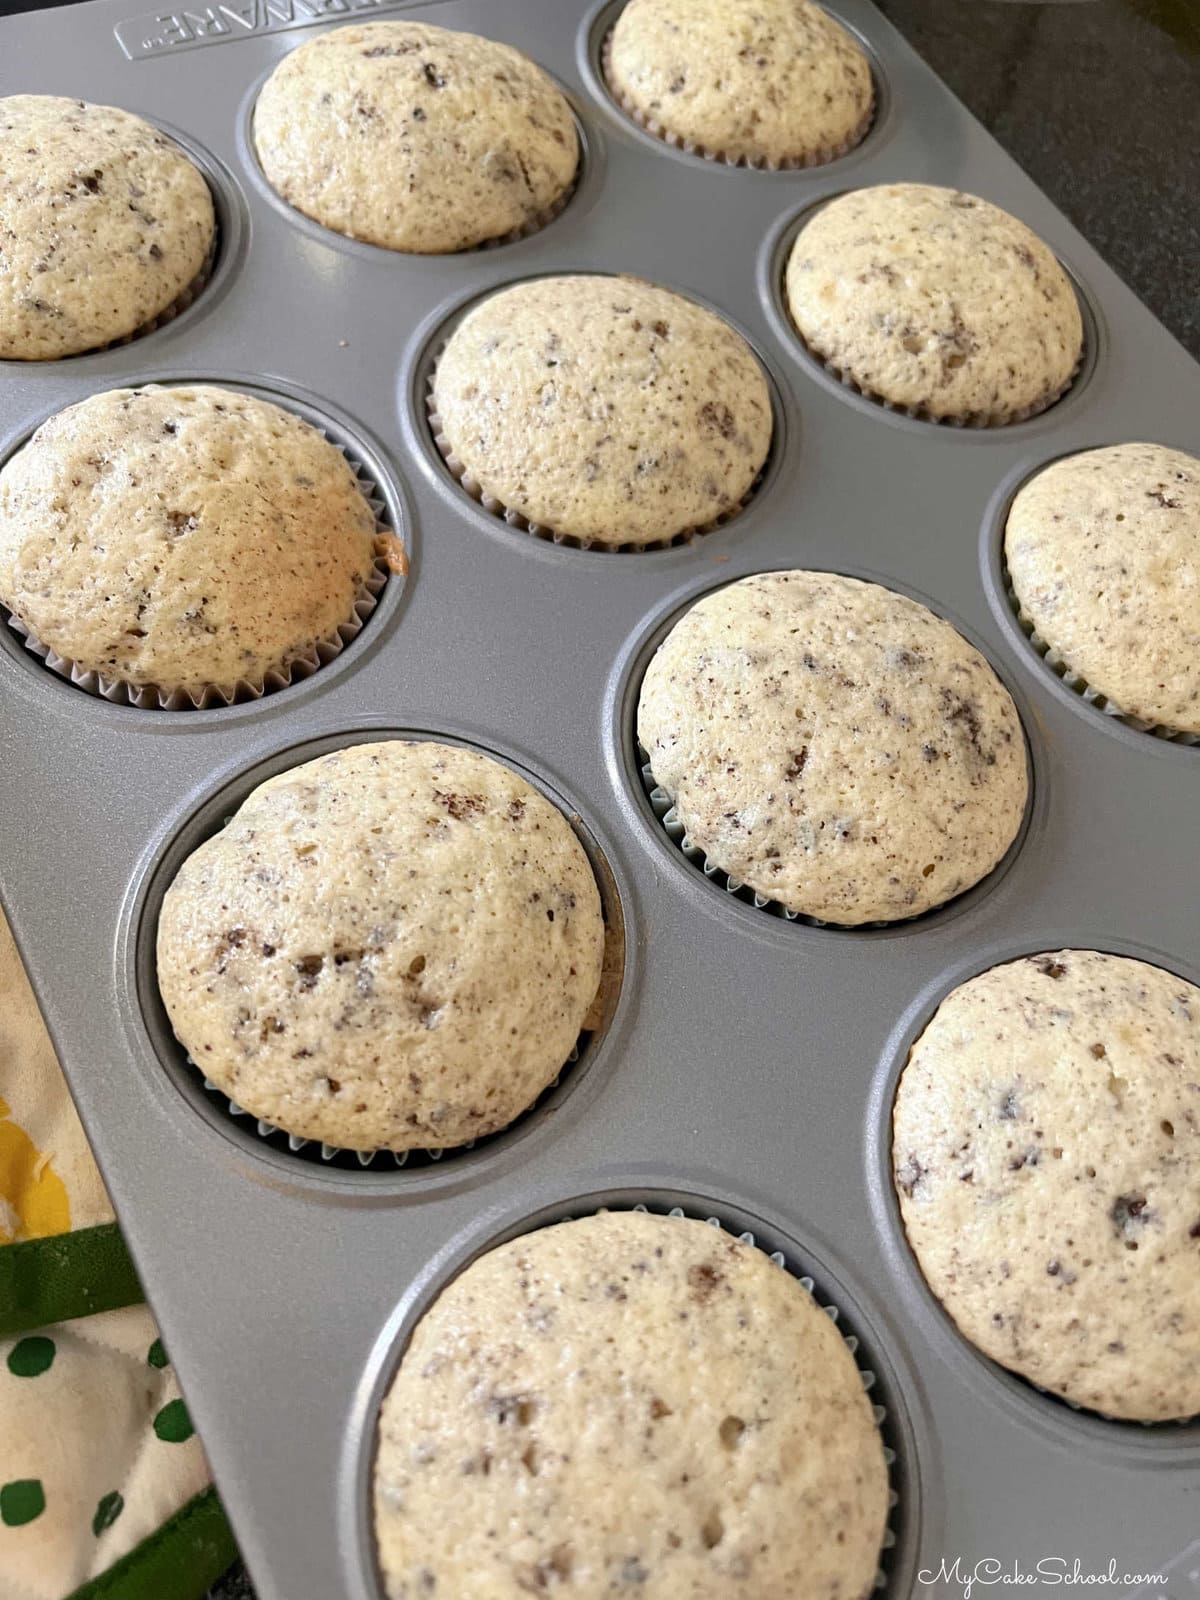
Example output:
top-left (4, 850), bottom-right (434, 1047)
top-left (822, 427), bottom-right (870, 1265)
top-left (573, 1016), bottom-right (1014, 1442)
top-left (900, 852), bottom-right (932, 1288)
top-left (1, 2), bottom-right (1198, 1596)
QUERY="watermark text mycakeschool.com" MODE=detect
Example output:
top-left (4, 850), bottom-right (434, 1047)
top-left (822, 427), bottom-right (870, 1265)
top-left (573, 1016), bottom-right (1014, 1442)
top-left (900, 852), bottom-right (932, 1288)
top-left (919, 1558), bottom-right (1169, 1599)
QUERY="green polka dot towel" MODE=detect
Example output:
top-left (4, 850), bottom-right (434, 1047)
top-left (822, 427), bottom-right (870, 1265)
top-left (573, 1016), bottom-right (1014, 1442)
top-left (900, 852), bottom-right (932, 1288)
top-left (0, 1304), bottom-right (222, 1599)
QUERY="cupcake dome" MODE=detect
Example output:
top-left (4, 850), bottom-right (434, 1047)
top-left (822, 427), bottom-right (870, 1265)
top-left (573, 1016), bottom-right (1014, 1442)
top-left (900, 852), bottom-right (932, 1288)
top-left (607, 0), bottom-right (873, 167)
top-left (253, 22), bottom-right (578, 253)
top-left (785, 184), bottom-right (1082, 422)
top-left (432, 275), bottom-right (772, 547)
top-left (0, 96), bottom-right (215, 361)
top-left (893, 950), bottom-right (1200, 1421)
top-left (0, 385), bottom-right (380, 701)
top-left (638, 571), bottom-right (1028, 924)
top-left (156, 741), bottom-right (605, 1152)
top-left (1005, 442), bottom-right (1200, 734)
top-left (375, 1211), bottom-right (889, 1599)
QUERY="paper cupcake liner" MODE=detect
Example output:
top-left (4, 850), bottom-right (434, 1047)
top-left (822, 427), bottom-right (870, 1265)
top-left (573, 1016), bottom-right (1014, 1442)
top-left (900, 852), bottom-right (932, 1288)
top-left (188, 1035), bottom-right (589, 1172)
top-left (600, 28), bottom-right (875, 171)
top-left (471, 159), bottom-right (580, 252)
top-left (1025, 1369), bottom-right (1198, 1427)
top-left (426, 369), bottom-right (766, 552)
top-left (2, 422), bottom-right (398, 710)
top-left (791, 322), bottom-right (1085, 429)
top-left (641, 747), bottom-right (920, 929)
top-left (1004, 576), bottom-right (1200, 746)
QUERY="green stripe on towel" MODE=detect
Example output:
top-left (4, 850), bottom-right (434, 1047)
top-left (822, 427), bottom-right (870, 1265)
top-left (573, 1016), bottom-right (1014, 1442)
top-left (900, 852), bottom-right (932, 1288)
top-left (0, 1224), bottom-right (143, 1337)
top-left (66, 1487), bottom-right (238, 1600)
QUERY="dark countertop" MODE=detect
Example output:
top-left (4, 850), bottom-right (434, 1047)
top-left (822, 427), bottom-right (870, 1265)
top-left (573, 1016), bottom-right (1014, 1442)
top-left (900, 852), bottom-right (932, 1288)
top-left (0, 2), bottom-right (1193, 1597)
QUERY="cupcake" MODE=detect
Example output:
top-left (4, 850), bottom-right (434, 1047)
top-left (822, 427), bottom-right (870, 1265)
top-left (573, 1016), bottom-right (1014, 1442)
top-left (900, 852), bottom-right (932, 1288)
top-left (253, 22), bottom-right (578, 254)
top-left (606, 0), bottom-right (873, 168)
top-left (785, 184), bottom-right (1083, 423)
top-left (0, 384), bottom-right (388, 706)
top-left (1005, 443), bottom-right (1200, 735)
top-left (638, 571), bottom-right (1027, 924)
top-left (893, 950), bottom-right (1200, 1422)
top-left (431, 275), bottom-right (772, 548)
top-left (0, 96), bottom-right (215, 362)
top-left (156, 741), bottom-right (605, 1153)
top-left (374, 1211), bottom-right (889, 1598)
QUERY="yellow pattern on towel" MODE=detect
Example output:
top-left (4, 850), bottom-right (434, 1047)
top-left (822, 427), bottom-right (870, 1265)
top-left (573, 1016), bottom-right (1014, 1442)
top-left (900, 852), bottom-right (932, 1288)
top-left (0, 914), bottom-right (111, 1242)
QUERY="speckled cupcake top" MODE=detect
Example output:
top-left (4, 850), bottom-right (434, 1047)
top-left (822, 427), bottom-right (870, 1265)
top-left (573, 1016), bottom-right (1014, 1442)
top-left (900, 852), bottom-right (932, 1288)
top-left (1005, 443), bottom-right (1200, 735)
top-left (638, 571), bottom-right (1027, 924)
top-left (432, 275), bottom-right (773, 547)
top-left (0, 385), bottom-right (380, 696)
top-left (0, 96), bottom-right (215, 361)
top-left (607, 0), bottom-right (872, 166)
top-left (893, 950), bottom-right (1200, 1422)
top-left (253, 22), bottom-right (578, 254)
top-left (785, 184), bottom-right (1083, 422)
top-left (156, 741), bottom-right (605, 1152)
top-left (374, 1211), bottom-right (888, 1599)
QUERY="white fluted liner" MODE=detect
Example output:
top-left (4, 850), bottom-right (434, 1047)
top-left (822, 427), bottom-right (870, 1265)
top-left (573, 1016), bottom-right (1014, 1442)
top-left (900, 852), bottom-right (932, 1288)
top-left (192, 1041), bottom-right (583, 1172)
top-left (639, 749), bottom-right (916, 930)
top-left (1004, 574), bottom-right (1200, 745)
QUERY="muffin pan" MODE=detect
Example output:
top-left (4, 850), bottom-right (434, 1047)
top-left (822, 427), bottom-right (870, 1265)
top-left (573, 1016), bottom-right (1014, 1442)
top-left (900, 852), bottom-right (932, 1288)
top-left (133, 726), bottom-right (627, 1176)
top-left (0, 1), bottom-right (1197, 1596)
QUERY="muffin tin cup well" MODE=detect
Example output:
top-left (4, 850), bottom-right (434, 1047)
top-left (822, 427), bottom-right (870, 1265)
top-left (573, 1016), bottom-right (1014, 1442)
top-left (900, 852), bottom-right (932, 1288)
top-left (623, 567), bottom-right (1037, 935)
top-left (239, 62), bottom-right (590, 262)
top-left (0, 121), bottom-right (246, 370)
top-left (763, 199), bottom-right (1098, 431)
top-left (0, 379), bottom-right (404, 711)
top-left (351, 1192), bottom-right (919, 1600)
top-left (596, 13), bottom-right (878, 173)
top-left (189, 1045), bottom-right (585, 1172)
top-left (865, 933), bottom-right (1200, 1459)
top-left (980, 460), bottom-right (1200, 747)
top-left (418, 276), bottom-right (785, 553)
top-left (131, 728), bottom-right (627, 1183)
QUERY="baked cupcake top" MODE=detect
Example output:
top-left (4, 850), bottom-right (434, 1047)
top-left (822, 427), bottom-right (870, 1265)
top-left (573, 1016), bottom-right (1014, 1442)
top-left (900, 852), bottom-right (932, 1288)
top-left (432, 275), bottom-right (772, 547)
top-left (893, 950), bottom-right (1200, 1422)
top-left (607, 0), bottom-right (872, 167)
top-left (638, 570), bottom-right (1027, 924)
top-left (0, 385), bottom-right (379, 698)
top-left (253, 22), bottom-right (578, 254)
top-left (375, 1211), bottom-right (888, 1599)
top-left (0, 96), bottom-right (215, 361)
top-left (156, 741), bottom-right (605, 1152)
top-left (1005, 442), bottom-right (1200, 734)
top-left (785, 184), bottom-right (1083, 422)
